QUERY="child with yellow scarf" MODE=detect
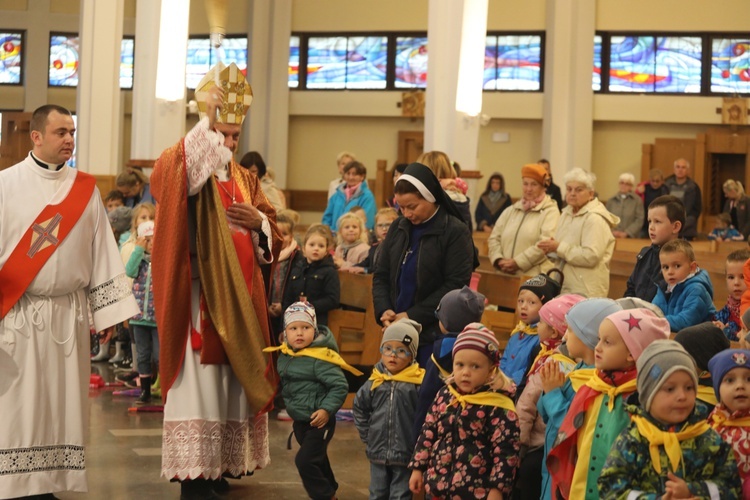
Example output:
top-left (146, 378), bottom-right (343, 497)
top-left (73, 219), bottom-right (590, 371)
top-left (599, 341), bottom-right (740, 499)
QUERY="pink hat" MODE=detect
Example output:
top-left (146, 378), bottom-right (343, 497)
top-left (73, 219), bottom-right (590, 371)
top-left (539, 294), bottom-right (585, 337)
top-left (452, 323), bottom-right (500, 366)
top-left (604, 308), bottom-right (670, 361)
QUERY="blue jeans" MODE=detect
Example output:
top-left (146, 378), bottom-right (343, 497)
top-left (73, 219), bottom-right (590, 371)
top-left (369, 462), bottom-right (411, 500)
top-left (132, 324), bottom-right (159, 376)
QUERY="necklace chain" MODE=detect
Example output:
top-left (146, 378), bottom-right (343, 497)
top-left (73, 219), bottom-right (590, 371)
top-left (216, 177), bottom-right (236, 203)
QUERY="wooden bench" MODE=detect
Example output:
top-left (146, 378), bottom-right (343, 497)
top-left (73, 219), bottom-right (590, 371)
top-left (328, 272), bottom-right (382, 366)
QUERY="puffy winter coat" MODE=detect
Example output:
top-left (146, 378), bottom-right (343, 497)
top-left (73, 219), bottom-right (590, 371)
top-left (652, 269), bottom-right (716, 331)
top-left (322, 182), bottom-right (377, 230)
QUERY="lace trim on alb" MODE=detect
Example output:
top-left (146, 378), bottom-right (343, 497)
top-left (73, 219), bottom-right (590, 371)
top-left (185, 118), bottom-right (233, 196)
top-left (88, 273), bottom-right (132, 313)
top-left (0, 445), bottom-right (85, 475)
top-left (161, 415), bottom-right (270, 480)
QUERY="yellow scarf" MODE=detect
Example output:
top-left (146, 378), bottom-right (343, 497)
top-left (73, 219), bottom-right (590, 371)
top-left (263, 343), bottom-right (364, 376)
top-left (369, 364), bottom-right (425, 391)
top-left (513, 321), bottom-right (538, 336)
top-left (632, 414), bottom-right (711, 474)
top-left (696, 385), bottom-right (718, 407)
top-left (585, 373), bottom-right (637, 412)
top-left (709, 408), bottom-right (750, 429)
top-left (567, 368), bottom-right (596, 392)
top-left (446, 384), bottom-right (516, 412)
top-left (431, 354), bottom-right (451, 379)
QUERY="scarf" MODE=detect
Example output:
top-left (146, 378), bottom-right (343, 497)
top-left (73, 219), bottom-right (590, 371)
top-left (263, 343), bottom-right (364, 376)
top-left (567, 367), bottom-right (597, 392)
top-left (521, 193), bottom-right (546, 212)
top-left (632, 414), bottom-right (711, 474)
top-left (709, 406), bottom-right (750, 429)
top-left (487, 190), bottom-right (504, 205)
top-left (527, 338), bottom-right (566, 376)
top-left (369, 364), bottom-right (425, 391)
top-left (344, 182), bottom-right (361, 202)
top-left (513, 321), bottom-right (538, 337)
top-left (584, 370), bottom-right (638, 412)
top-left (727, 295), bottom-right (741, 329)
top-left (696, 384), bottom-right (718, 407)
top-left (446, 383), bottom-right (516, 412)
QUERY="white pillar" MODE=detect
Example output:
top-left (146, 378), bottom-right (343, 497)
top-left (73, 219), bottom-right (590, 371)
top-left (245, 0), bottom-right (292, 188)
top-left (541, 0), bottom-right (595, 177)
top-left (76, 0), bottom-right (124, 175)
top-left (130, 0), bottom-right (188, 162)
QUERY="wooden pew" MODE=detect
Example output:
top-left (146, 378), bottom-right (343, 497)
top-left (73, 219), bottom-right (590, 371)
top-left (476, 269), bottom-right (522, 311)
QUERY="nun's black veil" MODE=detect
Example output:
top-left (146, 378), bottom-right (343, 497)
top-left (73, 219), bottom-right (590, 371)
top-left (397, 162), bottom-right (465, 222)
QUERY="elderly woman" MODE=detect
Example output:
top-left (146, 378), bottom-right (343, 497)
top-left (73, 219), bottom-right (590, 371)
top-left (538, 168), bottom-right (619, 298)
top-left (605, 172), bottom-right (644, 238)
top-left (488, 164), bottom-right (560, 276)
top-left (416, 151), bottom-right (473, 231)
top-left (723, 179), bottom-right (750, 239)
top-left (373, 162), bottom-right (474, 365)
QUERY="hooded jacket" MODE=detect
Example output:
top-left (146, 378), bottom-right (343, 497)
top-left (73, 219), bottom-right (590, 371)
top-left (322, 181), bottom-right (377, 230)
top-left (652, 269), bottom-right (716, 331)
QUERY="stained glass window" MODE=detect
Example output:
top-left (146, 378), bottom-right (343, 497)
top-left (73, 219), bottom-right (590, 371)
top-left (306, 36), bottom-right (387, 89)
top-left (120, 37), bottom-right (134, 89)
top-left (609, 36), bottom-right (702, 93)
top-left (490, 35), bottom-right (542, 91)
top-left (49, 34), bottom-right (80, 87)
top-left (483, 36), bottom-right (498, 90)
top-left (186, 36), bottom-right (248, 89)
top-left (593, 35), bottom-right (602, 91)
top-left (395, 37), bottom-right (428, 88)
top-left (0, 32), bottom-right (22, 85)
top-left (711, 38), bottom-right (750, 94)
top-left (289, 35), bottom-right (299, 88)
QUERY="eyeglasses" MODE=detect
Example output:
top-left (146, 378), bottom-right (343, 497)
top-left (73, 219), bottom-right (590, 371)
top-left (376, 223), bottom-right (392, 229)
top-left (380, 345), bottom-right (412, 359)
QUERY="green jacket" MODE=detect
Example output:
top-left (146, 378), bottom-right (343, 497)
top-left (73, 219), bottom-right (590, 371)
top-left (277, 325), bottom-right (348, 422)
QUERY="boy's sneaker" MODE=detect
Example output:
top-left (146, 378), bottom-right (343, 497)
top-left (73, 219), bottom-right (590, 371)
top-left (276, 409), bottom-right (292, 421)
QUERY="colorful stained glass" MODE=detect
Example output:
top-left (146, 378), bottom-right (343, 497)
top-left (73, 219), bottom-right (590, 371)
top-left (49, 34), bottom-right (80, 87)
top-left (186, 36), bottom-right (248, 89)
top-left (395, 37), bottom-right (428, 88)
top-left (483, 36), bottom-right (498, 90)
top-left (289, 35), bottom-right (299, 88)
top-left (120, 38), bottom-right (134, 89)
top-left (609, 36), bottom-right (702, 93)
top-left (0, 32), bottom-right (22, 85)
top-left (711, 38), bottom-right (750, 94)
top-left (593, 35), bottom-right (602, 91)
top-left (494, 35), bottom-right (542, 90)
top-left (306, 36), bottom-right (387, 89)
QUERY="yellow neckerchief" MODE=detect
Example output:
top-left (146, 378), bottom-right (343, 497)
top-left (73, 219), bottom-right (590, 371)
top-left (446, 383), bottom-right (516, 413)
top-left (585, 372), bottom-right (638, 412)
top-left (513, 321), bottom-right (538, 337)
top-left (709, 407), bottom-right (750, 429)
top-left (263, 343), bottom-right (364, 376)
top-left (431, 354), bottom-right (451, 379)
top-left (632, 414), bottom-right (711, 474)
top-left (567, 368), bottom-right (597, 392)
top-left (696, 385), bottom-right (718, 407)
top-left (528, 346), bottom-right (575, 377)
top-left (369, 364), bottom-right (425, 391)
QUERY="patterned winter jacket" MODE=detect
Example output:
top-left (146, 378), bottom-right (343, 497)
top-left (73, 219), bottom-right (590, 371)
top-left (409, 383), bottom-right (520, 499)
top-left (598, 403), bottom-right (741, 500)
top-left (125, 246), bottom-right (155, 326)
top-left (709, 404), bottom-right (750, 495)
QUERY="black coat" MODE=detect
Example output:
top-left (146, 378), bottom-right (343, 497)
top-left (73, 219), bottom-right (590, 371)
top-left (548, 181), bottom-right (564, 211)
top-left (372, 208), bottom-right (474, 343)
top-left (624, 243), bottom-right (665, 302)
top-left (723, 195), bottom-right (750, 239)
top-left (282, 254), bottom-right (340, 326)
top-left (665, 175), bottom-right (702, 239)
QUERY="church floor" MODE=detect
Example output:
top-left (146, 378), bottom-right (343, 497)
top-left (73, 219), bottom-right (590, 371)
top-left (57, 363), bottom-right (371, 500)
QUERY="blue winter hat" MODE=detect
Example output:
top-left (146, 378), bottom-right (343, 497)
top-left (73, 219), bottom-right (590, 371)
top-left (565, 298), bottom-right (623, 350)
top-left (708, 349), bottom-right (750, 401)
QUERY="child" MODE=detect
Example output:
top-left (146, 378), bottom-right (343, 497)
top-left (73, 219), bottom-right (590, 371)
top-left (268, 213), bottom-right (303, 338)
top-left (333, 212), bottom-right (370, 269)
top-left (537, 298), bottom-right (622, 500)
top-left (107, 206), bottom-right (132, 248)
top-left (125, 221), bottom-right (159, 405)
top-left (500, 270), bottom-right (563, 386)
top-left (348, 207), bottom-right (398, 274)
top-left (120, 202), bottom-right (156, 264)
top-left (413, 287), bottom-right (486, 440)
top-left (513, 294), bottom-right (583, 500)
top-left (548, 307), bottom-right (670, 499)
top-left (349, 206), bottom-right (375, 244)
top-left (635, 169), bottom-right (670, 237)
top-left (263, 302), bottom-right (361, 500)
top-left (709, 349), bottom-right (750, 496)
top-left (104, 189), bottom-right (125, 212)
top-left (409, 324), bottom-right (520, 499)
top-left (599, 341), bottom-right (741, 499)
top-left (323, 160), bottom-right (377, 231)
top-left (715, 249), bottom-right (750, 340)
top-left (625, 194), bottom-right (684, 301)
top-left (653, 239), bottom-right (716, 331)
top-left (675, 322), bottom-right (731, 410)
top-left (709, 212), bottom-right (744, 241)
top-left (283, 224), bottom-right (340, 326)
top-left (354, 319), bottom-right (424, 500)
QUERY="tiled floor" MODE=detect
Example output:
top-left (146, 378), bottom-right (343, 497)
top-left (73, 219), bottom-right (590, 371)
top-left (56, 363), bottom-right (371, 499)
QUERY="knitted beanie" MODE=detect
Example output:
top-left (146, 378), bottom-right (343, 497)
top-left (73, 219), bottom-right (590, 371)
top-left (603, 308), bottom-right (670, 362)
top-left (435, 286), bottom-right (486, 333)
top-left (452, 323), bottom-right (500, 366)
top-left (108, 206), bottom-right (132, 234)
top-left (519, 272), bottom-right (562, 305)
top-left (674, 322), bottom-right (730, 372)
top-left (538, 294), bottom-right (585, 337)
top-left (637, 340), bottom-right (698, 412)
top-left (708, 349), bottom-right (750, 401)
top-left (382, 318), bottom-right (422, 359)
top-left (284, 301), bottom-right (317, 330)
top-left (137, 220), bottom-right (154, 238)
top-left (615, 297), bottom-right (665, 317)
top-left (521, 163), bottom-right (547, 186)
top-left (565, 298), bottom-right (623, 350)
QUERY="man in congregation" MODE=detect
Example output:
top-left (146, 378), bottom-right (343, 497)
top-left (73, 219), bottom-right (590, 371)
top-left (151, 62), bottom-right (282, 500)
top-left (664, 158), bottom-right (702, 240)
top-left (0, 104), bottom-right (139, 498)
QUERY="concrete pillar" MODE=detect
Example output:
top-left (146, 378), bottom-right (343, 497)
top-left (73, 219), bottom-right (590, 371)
top-left (75, 0), bottom-right (124, 174)
top-left (541, 0), bottom-right (595, 178)
top-left (245, 0), bottom-right (292, 188)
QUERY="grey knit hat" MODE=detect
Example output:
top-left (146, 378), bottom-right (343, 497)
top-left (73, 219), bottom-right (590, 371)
top-left (565, 298), bottom-right (623, 350)
top-left (435, 286), bottom-right (485, 333)
top-left (382, 319), bottom-right (421, 359)
top-left (637, 340), bottom-right (698, 412)
top-left (108, 206), bottom-right (132, 234)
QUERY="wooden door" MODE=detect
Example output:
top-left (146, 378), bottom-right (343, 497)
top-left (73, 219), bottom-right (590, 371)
top-left (0, 112), bottom-right (33, 171)
top-left (397, 131), bottom-right (424, 164)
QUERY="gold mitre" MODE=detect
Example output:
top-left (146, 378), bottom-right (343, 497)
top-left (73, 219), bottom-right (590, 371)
top-left (194, 62), bottom-right (253, 125)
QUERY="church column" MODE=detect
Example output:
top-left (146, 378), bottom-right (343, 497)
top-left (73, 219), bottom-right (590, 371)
top-left (75, 0), bottom-right (124, 175)
top-left (130, 0), bottom-right (189, 164)
top-left (541, 0), bottom-right (595, 178)
top-left (424, 0), bottom-right (488, 171)
top-left (244, 0), bottom-right (292, 189)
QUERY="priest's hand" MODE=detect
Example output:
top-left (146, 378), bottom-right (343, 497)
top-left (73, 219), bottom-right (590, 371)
top-left (226, 202), bottom-right (262, 231)
top-left (207, 87), bottom-right (225, 130)
top-left (310, 409), bottom-right (329, 428)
